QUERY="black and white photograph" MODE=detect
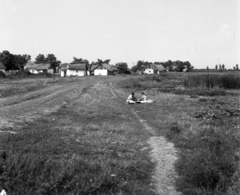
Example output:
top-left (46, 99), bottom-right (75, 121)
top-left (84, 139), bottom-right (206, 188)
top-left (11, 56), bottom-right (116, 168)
top-left (0, 0), bottom-right (239, 194)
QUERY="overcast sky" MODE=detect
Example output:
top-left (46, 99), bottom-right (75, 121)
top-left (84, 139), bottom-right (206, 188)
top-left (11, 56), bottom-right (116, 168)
top-left (0, 0), bottom-right (239, 69)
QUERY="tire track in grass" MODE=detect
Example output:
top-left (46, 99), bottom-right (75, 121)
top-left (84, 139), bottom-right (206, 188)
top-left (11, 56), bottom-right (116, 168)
top-left (110, 82), bottom-right (181, 195)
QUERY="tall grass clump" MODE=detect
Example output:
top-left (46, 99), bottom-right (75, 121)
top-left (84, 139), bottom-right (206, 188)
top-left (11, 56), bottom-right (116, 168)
top-left (184, 73), bottom-right (240, 89)
top-left (172, 123), bottom-right (240, 194)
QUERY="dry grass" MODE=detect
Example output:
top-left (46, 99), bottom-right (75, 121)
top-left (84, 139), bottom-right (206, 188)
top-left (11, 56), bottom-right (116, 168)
top-left (0, 82), bottom-right (155, 195)
top-left (117, 74), bottom-right (240, 195)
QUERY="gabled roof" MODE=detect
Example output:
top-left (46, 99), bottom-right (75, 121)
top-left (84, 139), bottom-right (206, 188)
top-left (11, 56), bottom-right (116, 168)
top-left (152, 64), bottom-right (165, 70)
top-left (60, 63), bottom-right (70, 71)
top-left (0, 62), bottom-right (6, 69)
top-left (25, 62), bottom-right (52, 70)
top-left (68, 63), bottom-right (86, 71)
top-left (90, 63), bottom-right (114, 71)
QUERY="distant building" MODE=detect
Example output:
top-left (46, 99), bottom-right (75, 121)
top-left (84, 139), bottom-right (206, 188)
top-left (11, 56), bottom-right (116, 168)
top-left (24, 62), bottom-right (53, 74)
top-left (60, 63), bottom-right (87, 77)
top-left (0, 62), bottom-right (6, 74)
top-left (144, 68), bottom-right (154, 74)
top-left (90, 63), bottom-right (115, 76)
top-left (152, 64), bottom-right (166, 74)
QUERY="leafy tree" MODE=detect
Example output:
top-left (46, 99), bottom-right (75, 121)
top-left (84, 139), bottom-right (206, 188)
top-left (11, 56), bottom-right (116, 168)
top-left (115, 62), bottom-right (128, 74)
top-left (175, 61), bottom-right (185, 72)
top-left (206, 66), bottom-right (209, 70)
top-left (0, 50), bottom-right (16, 70)
top-left (236, 64), bottom-right (239, 70)
top-left (222, 64), bottom-right (225, 70)
top-left (46, 54), bottom-right (56, 63)
top-left (0, 50), bottom-right (31, 70)
top-left (215, 65), bottom-right (218, 70)
top-left (131, 65), bottom-right (138, 72)
top-left (14, 54), bottom-right (31, 70)
top-left (35, 54), bottom-right (46, 64)
top-left (45, 54), bottom-right (61, 72)
top-left (136, 60), bottom-right (144, 70)
top-left (71, 57), bottom-right (83, 64)
top-left (219, 64), bottom-right (222, 70)
top-left (184, 61), bottom-right (193, 72)
top-left (164, 60), bottom-right (173, 71)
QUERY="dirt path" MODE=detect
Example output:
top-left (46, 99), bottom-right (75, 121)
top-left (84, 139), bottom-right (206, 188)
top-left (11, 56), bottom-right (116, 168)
top-left (1, 78), bottom-right (181, 194)
top-left (0, 77), bottom-right (117, 130)
top-left (110, 82), bottom-right (181, 195)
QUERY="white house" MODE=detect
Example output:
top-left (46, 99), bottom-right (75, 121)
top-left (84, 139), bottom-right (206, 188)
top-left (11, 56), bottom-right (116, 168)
top-left (90, 63), bottom-right (114, 76)
top-left (144, 68), bottom-right (154, 74)
top-left (61, 63), bottom-right (86, 77)
top-left (0, 62), bottom-right (6, 74)
top-left (24, 62), bottom-right (54, 74)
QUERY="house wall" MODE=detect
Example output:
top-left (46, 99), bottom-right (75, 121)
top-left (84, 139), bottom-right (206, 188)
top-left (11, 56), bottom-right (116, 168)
top-left (61, 70), bottom-right (66, 77)
top-left (94, 69), bottom-right (108, 76)
top-left (29, 69), bottom-right (42, 74)
top-left (29, 69), bottom-right (54, 74)
top-left (48, 69), bottom-right (54, 74)
top-left (67, 69), bottom-right (86, 76)
top-left (144, 68), bottom-right (154, 74)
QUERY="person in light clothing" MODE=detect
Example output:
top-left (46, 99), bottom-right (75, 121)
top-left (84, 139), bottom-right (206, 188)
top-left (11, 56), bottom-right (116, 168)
top-left (126, 93), bottom-right (138, 104)
top-left (139, 92), bottom-right (154, 103)
top-left (140, 92), bottom-right (147, 101)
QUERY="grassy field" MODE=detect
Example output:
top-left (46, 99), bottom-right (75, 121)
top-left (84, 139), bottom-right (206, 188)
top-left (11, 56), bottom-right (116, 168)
top-left (118, 72), bottom-right (240, 195)
top-left (0, 80), bottom-right (155, 195)
top-left (0, 72), bottom-right (240, 195)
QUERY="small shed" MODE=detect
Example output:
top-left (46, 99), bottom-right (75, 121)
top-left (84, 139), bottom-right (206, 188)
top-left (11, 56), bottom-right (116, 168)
top-left (0, 62), bottom-right (6, 74)
top-left (91, 63), bottom-right (114, 76)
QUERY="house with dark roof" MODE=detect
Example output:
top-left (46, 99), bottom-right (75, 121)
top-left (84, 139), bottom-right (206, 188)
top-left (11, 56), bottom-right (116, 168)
top-left (60, 63), bottom-right (87, 77)
top-left (0, 62), bottom-right (6, 74)
top-left (24, 62), bottom-right (53, 74)
top-left (152, 64), bottom-right (166, 74)
top-left (90, 63), bottom-right (115, 76)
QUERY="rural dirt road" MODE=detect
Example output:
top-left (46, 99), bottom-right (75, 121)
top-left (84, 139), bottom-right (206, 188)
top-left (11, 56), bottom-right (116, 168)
top-left (0, 77), bottom-right (112, 130)
top-left (0, 77), bottom-right (180, 195)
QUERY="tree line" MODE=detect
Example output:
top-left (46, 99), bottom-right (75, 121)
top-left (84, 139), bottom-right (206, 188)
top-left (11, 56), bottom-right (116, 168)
top-left (131, 60), bottom-right (194, 72)
top-left (213, 64), bottom-right (239, 71)
top-left (0, 50), bottom-right (61, 72)
top-left (1, 50), bottom-right (195, 73)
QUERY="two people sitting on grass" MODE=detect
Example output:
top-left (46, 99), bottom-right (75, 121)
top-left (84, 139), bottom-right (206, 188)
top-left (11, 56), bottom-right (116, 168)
top-left (126, 92), bottom-right (154, 104)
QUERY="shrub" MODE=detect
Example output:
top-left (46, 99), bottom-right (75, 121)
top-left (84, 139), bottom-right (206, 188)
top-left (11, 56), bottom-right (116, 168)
top-left (175, 126), bottom-right (240, 194)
